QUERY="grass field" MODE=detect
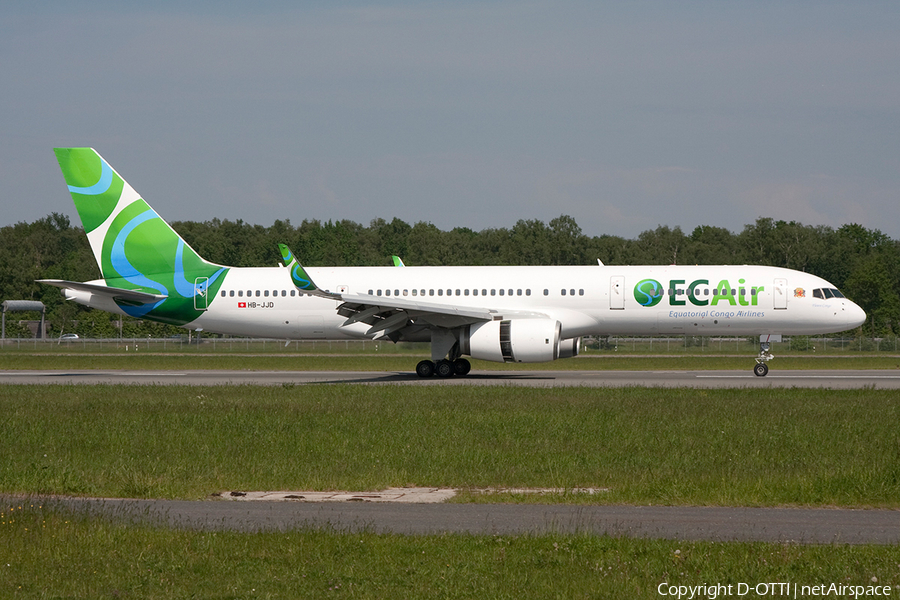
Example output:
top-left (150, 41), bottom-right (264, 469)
top-left (2, 500), bottom-right (898, 599)
top-left (3, 378), bottom-right (899, 596)
top-left (7, 503), bottom-right (900, 600)
top-left (2, 384), bottom-right (898, 507)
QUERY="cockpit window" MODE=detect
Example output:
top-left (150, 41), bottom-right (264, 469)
top-left (813, 288), bottom-right (845, 300)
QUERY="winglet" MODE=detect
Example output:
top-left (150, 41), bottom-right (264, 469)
top-left (278, 244), bottom-right (342, 300)
top-left (392, 255), bottom-right (406, 267)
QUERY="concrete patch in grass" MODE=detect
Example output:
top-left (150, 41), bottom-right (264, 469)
top-left (215, 487), bottom-right (609, 503)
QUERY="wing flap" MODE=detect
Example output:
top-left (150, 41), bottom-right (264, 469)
top-left (338, 293), bottom-right (549, 333)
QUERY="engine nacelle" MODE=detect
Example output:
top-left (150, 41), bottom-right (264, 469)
top-left (558, 336), bottom-right (581, 359)
top-left (460, 319), bottom-right (562, 363)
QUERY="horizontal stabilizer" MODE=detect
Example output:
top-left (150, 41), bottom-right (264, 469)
top-left (38, 279), bottom-right (168, 305)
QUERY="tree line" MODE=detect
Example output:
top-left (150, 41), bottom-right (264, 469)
top-left (1, 213), bottom-right (897, 337)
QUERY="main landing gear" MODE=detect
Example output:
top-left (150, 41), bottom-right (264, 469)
top-left (754, 341), bottom-right (774, 377)
top-left (416, 358), bottom-right (471, 378)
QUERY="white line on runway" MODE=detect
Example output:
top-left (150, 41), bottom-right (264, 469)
top-left (697, 375), bottom-right (900, 379)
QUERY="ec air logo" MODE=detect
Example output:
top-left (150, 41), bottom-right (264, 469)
top-left (631, 276), bottom-right (765, 308)
top-left (634, 279), bottom-right (664, 307)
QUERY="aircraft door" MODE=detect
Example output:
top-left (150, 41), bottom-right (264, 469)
top-left (610, 276), bottom-right (625, 310)
top-left (194, 277), bottom-right (209, 311)
top-left (774, 278), bottom-right (788, 310)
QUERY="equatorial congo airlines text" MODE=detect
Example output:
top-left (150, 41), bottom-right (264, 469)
top-left (635, 278), bottom-right (768, 322)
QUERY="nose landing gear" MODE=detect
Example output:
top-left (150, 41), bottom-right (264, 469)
top-left (754, 341), bottom-right (774, 377)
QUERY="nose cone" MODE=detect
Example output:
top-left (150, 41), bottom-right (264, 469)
top-left (844, 300), bottom-right (867, 329)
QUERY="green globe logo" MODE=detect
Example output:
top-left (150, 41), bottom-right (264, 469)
top-left (634, 279), bottom-right (663, 307)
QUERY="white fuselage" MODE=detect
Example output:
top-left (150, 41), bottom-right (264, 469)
top-left (78, 264), bottom-right (863, 341)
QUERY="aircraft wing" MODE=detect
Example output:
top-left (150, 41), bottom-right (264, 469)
top-left (38, 279), bottom-right (168, 306)
top-left (277, 243), bottom-right (549, 336)
top-left (337, 293), bottom-right (548, 336)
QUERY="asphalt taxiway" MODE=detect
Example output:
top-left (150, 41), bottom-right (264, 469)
top-left (2, 368), bottom-right (899, 388)
top-left (8, 495), bottom-right (898, 544)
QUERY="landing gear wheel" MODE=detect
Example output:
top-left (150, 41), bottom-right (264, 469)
top-left (754, 340), bottom-right (774, 377)
top-left (416, 360), bottom-right (435, 378)
top-left (435, 360), bottom-right (455, 378)
top-left (453, 358), bottom-right (471, 376)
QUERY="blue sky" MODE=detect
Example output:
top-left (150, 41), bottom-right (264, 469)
top-left (3, 1), bottom-right (899, 241)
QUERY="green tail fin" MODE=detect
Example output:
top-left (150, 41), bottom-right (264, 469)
top-left (53, 148), bottom-right (228, 323)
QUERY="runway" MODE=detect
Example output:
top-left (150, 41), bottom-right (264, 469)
top-left (9, 495), bottom-right (898, 544)
top-left (2, 368), bottom-right (900, 388)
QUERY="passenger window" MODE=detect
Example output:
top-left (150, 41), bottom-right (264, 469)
top-left (429, 289), bottom-right (434, 296)
top-left (403, 290), bottom-right (408, 296)
top-left (517, 289), bottom-right (522, 296)
top-left (570, 289), bottom-right (575, 296)
top-left (412, 289), bottom-right (417, 296)
top-left (482, 289), bottom-right (487, 296)
top-left (456, 289), bottom-right (461, 296)
top-left (579, 289), bottom-right (584, 296)
top-left (499, 289), bottom-right (505, 296)
top-left (491, 289), bottom-right (496, 296)
top-left (264, 290), bottom-right (269, 297)
top-left (438, 289), bottom-right (443, 296)
top-left (544, 289), bottom-right (549, 296)
top-left (526, 289), bottom-right (531, 296)
top-left (561, 289), bottom-right (566, 296)
top-left (229, 290), bottom-right (235, 297)
top-left (464, 289), bottom-right (469, 296)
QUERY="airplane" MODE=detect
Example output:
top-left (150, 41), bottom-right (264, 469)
top-left (40, 148), bottom-right (867, 378)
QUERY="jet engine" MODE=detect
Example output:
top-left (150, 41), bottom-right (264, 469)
top-left (460, 319), bottom-right (579, 363)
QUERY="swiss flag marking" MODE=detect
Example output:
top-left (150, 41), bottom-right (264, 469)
top-left (238, 302), bottom-right (247, 308)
